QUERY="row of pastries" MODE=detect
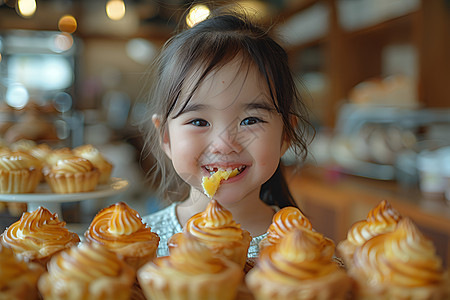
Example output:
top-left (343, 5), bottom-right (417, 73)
top-left (0, 139), bottom-right (113, 194)
top-left (1, 199), bottom-right (449, 299)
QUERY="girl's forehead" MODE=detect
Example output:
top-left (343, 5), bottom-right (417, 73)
top-left (179, 57), bottom-right (272, 108)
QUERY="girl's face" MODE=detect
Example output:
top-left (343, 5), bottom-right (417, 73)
top-left (161, 57), bottom-right (289, 206)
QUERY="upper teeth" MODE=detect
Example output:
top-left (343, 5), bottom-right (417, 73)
top-left (205, 165), bottom-right (246, 174)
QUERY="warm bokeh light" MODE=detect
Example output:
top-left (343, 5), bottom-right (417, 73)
top-left (17, 0), bottom-right (36, 18)
top-left (186, 4), bottom-right (210, 28)
top-left (58, 15), bottom-right (78, 33)
top-left (0, 53), bottom-right (2, 63)
top-left (236, 1), bottom-right (269, 20)
top-left (53, 32), bottom-right (74, 53)
top-left (106, 0), bottom-right (126, 21)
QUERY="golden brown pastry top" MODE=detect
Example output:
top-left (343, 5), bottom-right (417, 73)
top-left (156, 236), bottom-right (227, 275)
top-left (185, 200), bottom-right (246, 244)
top-left (1, 207), bottom-right (80, 259)
top-left (346, 200), bottom-right (401, 247)
top-left (352, 218), bottom-right (445, 287)
top-left (28, 143), bottom-right (52, 162)
top-left (10, 139), bottom-right (37, 152)
top-left (45, 148), bottom-right (74, 166)
top-left (255, 228), bottom-right (338, 282)
top-left (46, 156), bottom-right (96, 174)
top-left (0, 243), bottom-right (32, 285)
top-left (0, 151), bottom-right (41, 171)
top-left (73, 144), bottom-right (112, 167)
top-left (85, 202), bottom-right (159, 249)
top-left (47, 243), bottom-right (132, 282)
top-left (265, 206), bottom-right (312, 245)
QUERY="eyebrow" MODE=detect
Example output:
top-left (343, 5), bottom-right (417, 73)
top-left (244, 101), bottom-right (277, 112)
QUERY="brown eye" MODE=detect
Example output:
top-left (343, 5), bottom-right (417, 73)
top-left (240, 117), bottom-right (263, 126)
top-left (190, 119), bottom-right (209, 127)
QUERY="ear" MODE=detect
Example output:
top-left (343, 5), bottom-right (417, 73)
top-left (152, 114), bottom-right (172, 160)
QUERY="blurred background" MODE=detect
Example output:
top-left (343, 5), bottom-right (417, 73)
top-left (0, 0), bottom-right (449, 266)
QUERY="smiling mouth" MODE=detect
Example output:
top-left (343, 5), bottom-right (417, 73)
top-left (204, 165), bottom-right (247, 176)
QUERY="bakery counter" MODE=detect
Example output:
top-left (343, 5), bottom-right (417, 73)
top-left (285, 164), bottom-right (450, 269)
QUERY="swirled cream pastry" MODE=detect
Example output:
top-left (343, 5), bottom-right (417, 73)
top-left (350, 218), bottom-right (449, 299)
top-left (73, 144), bottom-right (113, 184)
top-left (38, 243), bottom-right (135, 300)
top-left (259, 206), bottom-right (313, 252)
top-left (337, 200), bottom-right (402, 268)
top-left (84, 202), bottom-right (160, 270)
top-left (170, 200), bottom-right (251, 268)
top-left (1, 206), bottom-right (80, 266)
top-left (0, 151), bottom-right (42, 193)
top-left (45, 147), bottom-right (74, 166)
top-left (0, 243), bottom-right (44, 300)
top-left (138, 235), bottom-right (243, 300)
top-left (43, 155), bottom-right (100, 193)
top-left (246, 228), bottom-right (351, 300)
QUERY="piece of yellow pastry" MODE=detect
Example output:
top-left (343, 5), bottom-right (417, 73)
top-left (202, 168), bottom-right (239, 198)
top-left (349, 218), bottom-right (449, 299)
top-left (38, 243), bottom-right (135, 300)
top-left (138, 235), bottom-right (243, 300)
top-left (246, 228), bottom-right (352, 300)
top-left (171, 199), bottom-right (251, 268)
top-left (1, 206), bottom-right (80, 267)
top-left (0, 151), bottom-right (42, 193)
top-left (259, 206), bottom-right (313, 252)
top-left (43, 156), bottom-right (100, 193)
top-left (0, 243), bottom-right (44, 300)
top-left (337, 200), bottom-right (402, 268)
top-left (85, 202), bottom-right (160, 270)
top-left (73, 144), bottom-right (113, 184)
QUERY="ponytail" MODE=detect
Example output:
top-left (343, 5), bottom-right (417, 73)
top-left (260, 164), bottom-right (298, 208)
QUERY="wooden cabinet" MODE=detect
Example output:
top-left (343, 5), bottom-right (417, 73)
top-left (276, 0), bottom-right (450, 127)
top-left (286, 165), bottom-right (450, 270)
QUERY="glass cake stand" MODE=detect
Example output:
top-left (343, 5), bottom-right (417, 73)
top-left (0, 177), bottom-right (129, 219)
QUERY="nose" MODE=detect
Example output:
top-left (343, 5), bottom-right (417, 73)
top-left (209, 126), bottom-right (243, 155)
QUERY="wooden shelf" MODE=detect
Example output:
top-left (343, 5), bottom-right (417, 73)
top-left (279, 0), bottom-right (450, 127)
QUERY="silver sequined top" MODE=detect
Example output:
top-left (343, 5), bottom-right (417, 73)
top-left (141, 203), bottom-right (271, 258)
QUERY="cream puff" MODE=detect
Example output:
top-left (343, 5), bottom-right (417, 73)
top-left (138, 235), bottom-right (243, 300)
top-left (84, 202), bottom-right (160, 270)
top-left (1, 206), bottom-right (80, 266)
top-left (170, 199), bottom-right (251, 269)
top-left (246, 228), bottom-right (351, 300)
top-left (38, 243), bottom-right (135, 300)
top-left (349, 218), bottom-right (449, 299)
top-left (73, 144), bottom-right (113, 184)
top-left (337, 200), bottom-right (402, 268)
top-left (0, 243), bottom-right (44, 300)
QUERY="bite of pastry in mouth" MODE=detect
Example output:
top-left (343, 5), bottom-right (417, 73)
top-left (201, 165), bottom-right (247, 199)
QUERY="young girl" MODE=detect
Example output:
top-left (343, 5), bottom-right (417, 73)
top-left (141, 10), bottom-right (312, 257)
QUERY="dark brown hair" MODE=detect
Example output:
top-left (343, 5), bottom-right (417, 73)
top-left (141, 10), bottom-right (312, 207)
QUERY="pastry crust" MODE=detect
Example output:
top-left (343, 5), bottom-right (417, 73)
top-left (85, 202), bottom-right (160, 270)
top-left (138, 236), bottom-right (243, 300)
top-left (337, 200), bottom-right (402, 269)
top-left (73, 144), bottom-right (113, 184)
top-left (0, 151), bottom-right (42, 193)
top-left (38, 243), bottom-right (135, 300)
top-left (43, 156), bottom-right (100, 193)
top-left (0, 206), bottom-right (80, 266)
top-left (349, 218), bottom-right (449, 300)
top-left (246, 228), bottom-right (351, 300)
top-left (258, 206), bottom-right (313, 252)
top-left (171, 200), bottom-right (251, 269)
top-left (0, 243), bottom-right (44, 300)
